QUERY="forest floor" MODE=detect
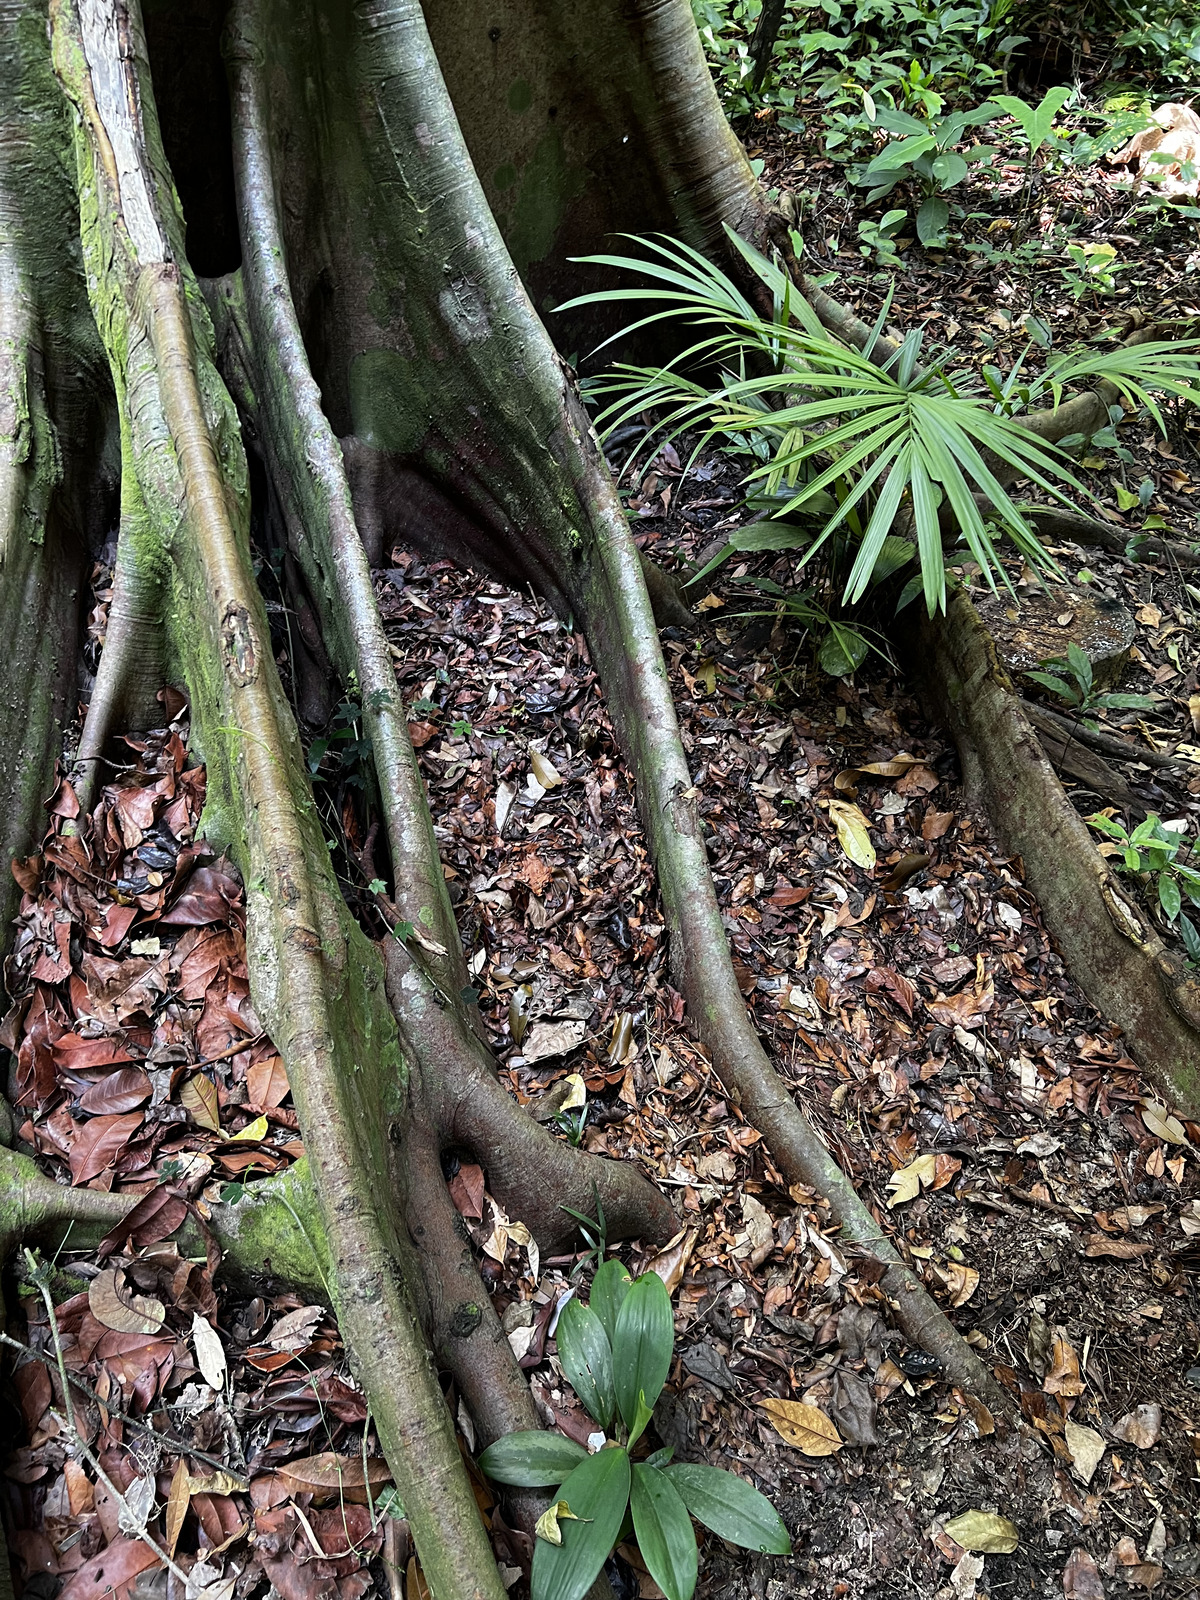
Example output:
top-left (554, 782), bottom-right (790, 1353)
top-left (4, 84), bottom-right (1200, 1600)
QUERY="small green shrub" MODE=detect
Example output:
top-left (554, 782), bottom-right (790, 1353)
top-left (1087, 811), bottom-right (1200, 958)
top-left (478, 1263), bottom-right (789, 1600)
top-left (1026, 641), bottom-right (1157, 727)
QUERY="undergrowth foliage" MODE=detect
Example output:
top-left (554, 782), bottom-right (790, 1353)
top-left (477, 1263), bottom-right (789, 1600)
top-left (564, 229), bottom-right (1200, 638)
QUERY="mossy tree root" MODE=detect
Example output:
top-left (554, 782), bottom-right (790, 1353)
top-left (912, 589), bottom-right (1200, 1115)
top-left (49, 4), bottom-right (513, 1595)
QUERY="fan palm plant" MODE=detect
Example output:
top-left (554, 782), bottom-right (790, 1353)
top-left (562, 228), bottom-right (1200, 619)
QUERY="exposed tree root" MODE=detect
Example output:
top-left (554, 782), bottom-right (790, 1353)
top-left (1019, 503), bottom-right (1200, 569)
top-left (0, 0), bottom-right (115, 952)
top-left (0, 1146), bottom-right (328, 1304)
top-left (71, 520), bottom-right (165, 812)
top-left (912, 588), bottom-right (1200, 1115)
top-left (1023, 696), bottom-right (1197, 777)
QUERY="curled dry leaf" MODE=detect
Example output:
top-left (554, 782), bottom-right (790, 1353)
top-left (646, 1228), bottom-right (698, 1295)
top-left (758, 1398), bottom-right (843, 1456)
top-left (1044, 1330), bottom-right (1084, 1398)
top-left (520, 1018), bottom-right (587, 1064)
top-left (87, 1267), bottom-right (166, 1335)
top-left (529, 750), bottom-right (563, 790)
top-left (943, 1510), bottom-right (1020, 1555)
top-left (834, 751), bottom-right (923, 793)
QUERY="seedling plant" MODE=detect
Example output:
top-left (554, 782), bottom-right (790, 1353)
top-left (478, 1262), bottom-right (789, 1600)
top-left (1087, 811), bottom-right (1200, 959)
top-left (1025, 641), bottom-right (1158, 730)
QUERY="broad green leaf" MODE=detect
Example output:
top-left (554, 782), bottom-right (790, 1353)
top-left (557, 1300), bottom-right (615, 1430)
top-left (590, 1259), bottom-right (633, 1349)
top-left (931, 151), bottom-right (968, 189)
top-left (664, 1464), bottom-right (791, 1555)
top-left (478, 1431), bottom-right (588, 1487)
top-left (1159, 873), bottom-right (1182, 921)
top-left (531, 1446), bottom-right (631, 1600)
top-left (612, 1273), bottom-right (674, 1431)
top-left (865, 133), bottom-right (937, 174)
top-left (818, 626), bottom-right (869, 677)
top-left (631, 1466), bottom-right (698, 1600)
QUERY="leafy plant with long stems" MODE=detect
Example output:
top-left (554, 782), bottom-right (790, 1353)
top-left (478, 1262), bottom-right (788, 1600)
top-left (563, 229), bottom-right (1200, 618)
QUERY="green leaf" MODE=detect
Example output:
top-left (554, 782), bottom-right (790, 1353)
top-left (612, 1273), bottom-right (674, 1432)
top-left (1024, 672), bottom-right (1077, 703)
top-left (478, 1431), bottom-right (589, 1487)
top-left (864, 133), bottom-right (937, 175)
top-left (1159, 873), bottom-right (1182, 922)
top-left (684, 521), bottom-right (812, 587)
top-left (557, 1299), bottom-right (615, 1430)
top-left (1178, 912), bottom-right (1200, 962)
top-left (631, 1466), bottom-right (698, 1600)
top-left (531, 1447), bottom-right (631, 1600)
top-left (931, 151), bottom-right (968, 189)
top-left (591, 1259), bottom-right (633, 1349)
top-left (1066, 642), bottom-right (1093, 697)
top-left (818, 626), bottom-right (869, 677)
top-left (627, 1389), bottom-right (655, 1451)
top-left (664, 1464), bottom-right (791, 1555)
top-left (916, 195), bottom-right (950, 247)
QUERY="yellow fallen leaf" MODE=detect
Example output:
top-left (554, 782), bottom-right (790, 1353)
top-left (826, 798), bottom-right (876, 870)
top-left (558, 1073), bottom-right (587, 1112)
top-left (535, 1500), bottom-right (586, 1545)
top-left (886, 1152), bottom-right (937, 1208)
top-left (944, 1510), bottom-right (1019, 1554)
top-left (759, 1398), bottom-right (842, 1456)
top-left (231, 1115), bottom-right (268, 1143)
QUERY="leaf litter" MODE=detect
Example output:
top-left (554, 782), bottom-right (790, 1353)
top-left (6, 459), bottom-right (1200, 1600)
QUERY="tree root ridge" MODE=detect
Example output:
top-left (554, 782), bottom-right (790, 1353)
top-left (913, 589), bottom-right (1200, 1115)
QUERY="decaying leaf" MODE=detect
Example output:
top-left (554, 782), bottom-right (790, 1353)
top-left (529, 750), bottom-right (563, 790)
top-left (1111, 1403), bottom-right (1162, 1450)
top-left (646, 1228), bottom-right (698, 1295)
top-left (192, 1312), bottom-right (227, 1390)
top-left (1064, 1420), bottom-right (1106, 1486)
top-left (759, 1398), bottom-right (843, 1456)
top-left (943, 1510), bottom-right (1020, 1554)
top-left (1142, 1102), bottom-right (1188, 1145)
top-left (534, 1499), bottom-right (586, 1545)
top-left (87, 1268), bottom-right (165, 1335)
top-left (520, 1017), bottom-right (587, 1064)
top-left (277, 1452), bottom-right (393, 1504)
top-left (1044, 1329), bottom-right (1084, 1398)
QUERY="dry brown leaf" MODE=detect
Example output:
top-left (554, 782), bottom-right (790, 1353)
top-left (1063, 1547), bottom-right (1105, 1600)
top-left (646, 1228), bottom-right (698, 1295)
top-left (1111, 1402), bottom-right (1161, 1450)
top-left (1142, 1103), bottom-right (1188, 1145)
top-left (87, 1268), bottom-right (165, 1335)
top-left (1064, 1420), bottom-right (1106, 1486)
top-left (758, 1398), bottom-right (842, 1456)
top-left (277, 1453), bottom-right (393, 1504)
top-left (887, 1152), bottom-right (936, 1208)
top-left (1044, 1329), bottom-right (1084, 1397)
top-left (166, 1456), bottom-right (191, 1559)
top-left (181, 1072), bottom-right (221, 1132)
